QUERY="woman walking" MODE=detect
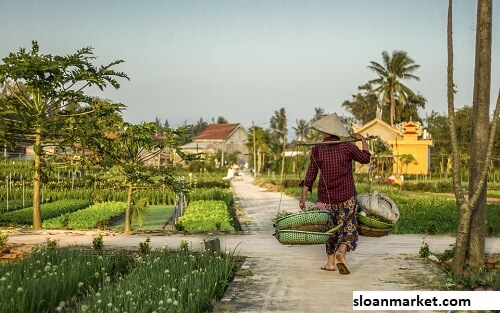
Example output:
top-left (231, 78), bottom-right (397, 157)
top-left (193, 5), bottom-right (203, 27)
top-left (299, 113), bottom-right (371, 274)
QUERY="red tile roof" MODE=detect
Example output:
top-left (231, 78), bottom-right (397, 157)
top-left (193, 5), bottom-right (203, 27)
top-left (195, 124), bottom-right (240, 141)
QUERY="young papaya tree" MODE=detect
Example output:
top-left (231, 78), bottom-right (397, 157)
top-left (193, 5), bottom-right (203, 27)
top-left (90, 121), bottom-right (198, 232)
top-left (0, 41), bottom-right (128, 229)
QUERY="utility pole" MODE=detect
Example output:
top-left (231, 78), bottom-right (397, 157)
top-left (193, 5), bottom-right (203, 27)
top-left (280, 130), bottom-right (286, 184)
top-left (252, 121), bottom-right (257, 178)
top-left (280, 117), bottom-right (287, 184)
top-left (221, 141), bottom-right (225, 168)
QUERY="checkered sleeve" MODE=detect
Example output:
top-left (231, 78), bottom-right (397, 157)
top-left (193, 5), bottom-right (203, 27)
top-left (349, 143), bottom-right (371, 164)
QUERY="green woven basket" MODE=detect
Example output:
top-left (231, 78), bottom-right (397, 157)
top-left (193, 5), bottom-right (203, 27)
top-left (274, 210), bottom-right (330, 230)
top-left (274, 224), bottom-right (341, 245)
top-left (358, 224), bottom-right (392, 237)
top-left (357, 213), bottom-right (393, 229)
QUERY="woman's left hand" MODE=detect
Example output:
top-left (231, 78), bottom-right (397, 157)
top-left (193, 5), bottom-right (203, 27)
top-left (299, 199), bottom-right (306, 211)
top-left (350, 133), bottom-right (365, 141)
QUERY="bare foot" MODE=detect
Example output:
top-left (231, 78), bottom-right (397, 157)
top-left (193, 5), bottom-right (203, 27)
top-left (320, 265), bottom-right (336, 271)
top-left (335, 254), bottom-right (350, 274)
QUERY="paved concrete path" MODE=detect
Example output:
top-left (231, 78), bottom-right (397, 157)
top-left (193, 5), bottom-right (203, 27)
top-left (4, 174), bottom-right (500, 313)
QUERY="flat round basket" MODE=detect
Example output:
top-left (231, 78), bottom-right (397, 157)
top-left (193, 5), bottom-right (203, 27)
top-left (358, 224), bottom-right (392, 237)
top-left (274, 224), bottom-right (341, 245)
top-left (274, 229), bottom-right (331, 245)
top-left (287, 224), bottom-right (327, 232)
top-left (357, 213), bottom-right (393, 229)
top-left (274, 210), bottom-right (330, 230)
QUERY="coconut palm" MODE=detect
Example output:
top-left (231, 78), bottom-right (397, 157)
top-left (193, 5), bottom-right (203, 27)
top-left (293, 118), bottom-right (311, 142)
top-left (269, 108), bottom-right (287, 183)
top-left (368, 50), bottom-right (421, 125)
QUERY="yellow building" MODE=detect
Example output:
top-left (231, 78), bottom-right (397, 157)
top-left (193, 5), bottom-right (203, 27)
top-left (353, 118), bottom-right (433, 175)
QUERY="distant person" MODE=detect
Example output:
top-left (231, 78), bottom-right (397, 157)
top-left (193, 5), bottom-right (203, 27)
top-left (299, 113), bottom-right (371, 274)
top-left (386, 174), bottom-right (404, 186)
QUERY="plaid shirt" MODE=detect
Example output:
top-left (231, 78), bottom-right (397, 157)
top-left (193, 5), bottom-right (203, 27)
top-left (303, 135), bottom-right (371, 204)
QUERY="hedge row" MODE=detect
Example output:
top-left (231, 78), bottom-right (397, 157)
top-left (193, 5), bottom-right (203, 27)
top-left (0, 199), bottom-right (92, 225)
top-left (43, 201), bottom-right (126, 230)
top-left (176, 200), bottom-right (234, 231)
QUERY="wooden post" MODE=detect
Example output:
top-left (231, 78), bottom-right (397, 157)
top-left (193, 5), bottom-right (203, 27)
top-left (203, 237), bottom-right (221, 256)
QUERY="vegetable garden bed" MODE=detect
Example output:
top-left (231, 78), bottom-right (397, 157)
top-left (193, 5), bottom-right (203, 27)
top-left (0, 240), bottom-right (240, 313)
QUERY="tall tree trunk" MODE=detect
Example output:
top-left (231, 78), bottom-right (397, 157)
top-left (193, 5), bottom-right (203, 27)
top-left (390, 86), bottom-right (396, 125)
top-left (447, 0), bottom-right (470, 275)
top-left (449, 0), bottom-right (496, 275)
top-left (257, 148), bottom-right (263, 174)
top-left (32, 133), bottom-right (43, 229)
top-left (280, 135), bottom-right (286, 184)
top-left (125, 182), bottom-right (133, 232)
top-left (257, 147), bottom-right (261, 174)
top-left (468, 0), bottom-right (492, 269)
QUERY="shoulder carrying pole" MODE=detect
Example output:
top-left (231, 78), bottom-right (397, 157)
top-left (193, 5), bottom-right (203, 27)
top-left (296, 135), bottom-right (378, 146)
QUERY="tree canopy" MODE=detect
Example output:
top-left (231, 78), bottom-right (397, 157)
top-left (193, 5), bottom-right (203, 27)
top-left (368, 50), bottom-right (422, 125)
top-left (90, 122), bottom-right (197, 232)
top-left (0, 41), bottom-right (129, 228)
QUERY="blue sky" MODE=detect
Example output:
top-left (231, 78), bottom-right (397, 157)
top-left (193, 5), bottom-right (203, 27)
top-left (1, 1), bottom-right (498, 131)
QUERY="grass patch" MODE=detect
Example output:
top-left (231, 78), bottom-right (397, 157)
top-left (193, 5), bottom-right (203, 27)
top-left (412, 243), bottom-right (500, 291)
top-left (111, 205), bottom-right (175, 231)
top-left (282, 185), bottom-right (500, 236)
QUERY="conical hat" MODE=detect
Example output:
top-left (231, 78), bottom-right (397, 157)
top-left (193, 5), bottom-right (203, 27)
top-left (311, 113), bottom-right (350, 138)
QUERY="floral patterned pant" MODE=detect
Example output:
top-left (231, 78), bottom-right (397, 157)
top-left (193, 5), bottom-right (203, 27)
top-left (317, 197), bottom-right (358, 255)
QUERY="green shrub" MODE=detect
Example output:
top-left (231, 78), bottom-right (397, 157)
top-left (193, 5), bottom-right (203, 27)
top-left (0, 199), bottom-right (32, 214)
top-left (282, 179), bottom-right (301, 188)
top-left (194, 180), bottom-right (230, 189)
top-left (450, 267), bottom-right (499, 291)
top-left (96, 218), bottom-right (110, 230)
top-left (43, 201), bottom-right (125, 229)
top-left (426, 222), bottom-right (438, 235)
top-left (419, 242), bottom-right (430, 258)
top-left (0, 232), bottom-right (8, 251)
top-left (93, 234), bottom-right (104, 251)
top-left (139, 236), bottom-right (152, 255)
top-left (188, 188), bottom-right (234, 207)
top-left (177, 200), bottom-right (234, 231)
top-left (60, 213), bottom-right (70, 229)
top-left (436, 181), bottom-right (453, 193)
top-left (438, 244), bottom-right (455, 262)
top-left (402, 182), bottom-right (434, 192)
top-left (0, 199), bottom-right (92, 225)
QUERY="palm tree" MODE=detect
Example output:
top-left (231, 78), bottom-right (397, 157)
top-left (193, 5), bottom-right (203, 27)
top-left (368, 50), bottom-right (421, 125)
top-left (270, 108), bottom-right (287, 183)
top-left (399, 154), bottom-right (418, 175)
top-left (293, 119), bottom-right (311, 142)
top-left (246, 125), bottom-right (270, 174)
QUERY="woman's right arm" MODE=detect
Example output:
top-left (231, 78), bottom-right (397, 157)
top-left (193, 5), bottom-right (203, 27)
top-left (299, 148), bottom-right (318, 210)
top-left (350, 133), bottom-right (369, 151)
top-left (299, 185), bottom-right (309, 210)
